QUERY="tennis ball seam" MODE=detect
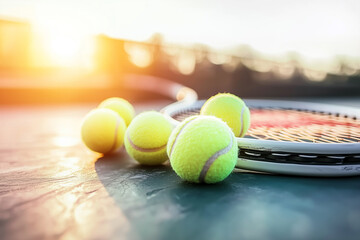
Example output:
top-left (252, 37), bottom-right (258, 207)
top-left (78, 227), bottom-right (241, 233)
top-left (127, 132), bottom-right (167, 153)
top-left (238, 106), bottom-right (246, 137)
top-left (169, 116), bottom-right (235, 183)
top-left (81, 109), bottom-right (125, 154)
top-left (168, 117), bottom-right (198, 158)
top-left (199, 128), bottom-right (234, 183)
top-left (107, 117), bottom-right (121, 153)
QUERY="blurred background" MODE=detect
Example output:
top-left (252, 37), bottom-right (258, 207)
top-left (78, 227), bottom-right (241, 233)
top-left (0, 0), bottom-right (359, 104)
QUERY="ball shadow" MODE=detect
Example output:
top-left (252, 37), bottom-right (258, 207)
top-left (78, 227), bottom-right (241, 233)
top-left (94, 153), bottom-right (360, 240)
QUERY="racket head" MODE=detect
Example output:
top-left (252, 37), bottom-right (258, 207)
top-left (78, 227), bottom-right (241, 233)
top-left (162, 99), bottom-right (360, 176)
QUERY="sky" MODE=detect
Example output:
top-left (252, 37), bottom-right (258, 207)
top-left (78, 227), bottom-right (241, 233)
top-left (0, 0), bottom-right (359, 62)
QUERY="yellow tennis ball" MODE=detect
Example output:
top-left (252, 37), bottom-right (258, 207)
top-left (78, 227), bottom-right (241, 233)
top-left (167, 115), bottom-right (237, 184)
top-left (98, 97), bottom-right (135, 126)
top-left (200, 93), bottom-right (251, 137)
top-left (81, 109), bottom-right (126, 154)
top-left (124, 111), bottom-right (173, 165)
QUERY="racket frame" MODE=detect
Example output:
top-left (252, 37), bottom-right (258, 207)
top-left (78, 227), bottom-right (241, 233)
top-left (162, 99), bottom-right (360, 177)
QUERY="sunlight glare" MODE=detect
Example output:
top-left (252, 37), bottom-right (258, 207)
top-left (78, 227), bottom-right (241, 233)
top-left (174, 51), bottom-right (196, 75)
top-left (46, 34), bottom-right (82, 66)
top-left (124, 43), bottom-right (153, 68)
top-left (31, 7), bottom-right (95, 69)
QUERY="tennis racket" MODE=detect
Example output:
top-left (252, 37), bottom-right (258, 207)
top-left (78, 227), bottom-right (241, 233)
top-left (124, 74), bottom-right (360, 177)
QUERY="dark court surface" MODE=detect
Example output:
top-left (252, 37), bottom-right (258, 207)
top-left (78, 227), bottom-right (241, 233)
top-left (1, 99), bottom-right (360, 240)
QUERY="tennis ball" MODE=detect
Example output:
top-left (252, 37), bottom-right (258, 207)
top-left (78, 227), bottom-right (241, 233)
top-left (200, 93), bottom-right (251, 137)
top-left (81, 108), bottom-right (126, 154)
top-left (124, 111), bottom-right (173, 165)
top-left (98, 97), bottom-right (135, 126)
top-left (167, 115), bottom-right (237, 184)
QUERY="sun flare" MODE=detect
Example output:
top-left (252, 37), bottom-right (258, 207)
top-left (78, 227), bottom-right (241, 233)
top-left (30, 12), bottom-right (95, 69)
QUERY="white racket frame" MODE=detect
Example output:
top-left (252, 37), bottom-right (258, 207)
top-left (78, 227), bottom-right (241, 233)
top-left (162, 98), bottom-right (360, 177)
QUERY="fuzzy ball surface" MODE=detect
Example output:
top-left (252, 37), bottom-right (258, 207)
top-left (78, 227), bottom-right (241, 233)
top-left (125, 111), bottom-right (173, 165)
top-left (98, 97), bottom-right (135, 126)
top-left (200, 93), bottom-right (251, 137)
top-left (167, 115), bottom-right (237, 184)
top-left (81, 109), bottom-right (126, 154)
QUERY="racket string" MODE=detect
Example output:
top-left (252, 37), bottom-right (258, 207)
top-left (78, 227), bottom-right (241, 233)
top-left (173, 107), bottom-right (360, 143)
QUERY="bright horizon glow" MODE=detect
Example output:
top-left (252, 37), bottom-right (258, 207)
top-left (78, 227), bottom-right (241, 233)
top-left (30, 12), bottom-right (95, 68)
top-left (0, 0), bottom-right (359, 68)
